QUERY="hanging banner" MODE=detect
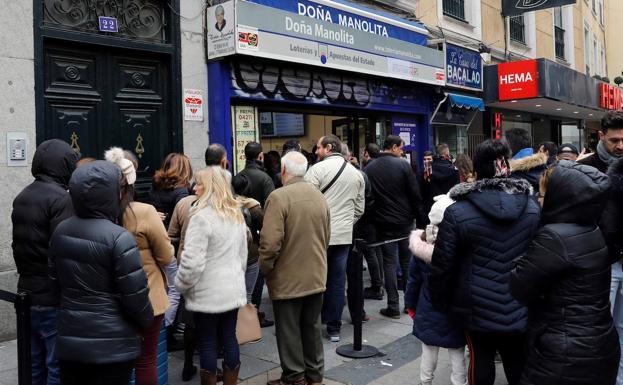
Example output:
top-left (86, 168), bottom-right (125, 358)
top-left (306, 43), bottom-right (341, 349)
top-left (232, 106), bottom-right (259, 173)
top-left (207, 0), bottom-right (236, 60)
top-left (502, 0), bottom-right (576, 17)
top-left (184, 89), bottom-right (204, 121)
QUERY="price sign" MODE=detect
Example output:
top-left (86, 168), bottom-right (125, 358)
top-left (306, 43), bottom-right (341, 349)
top-left (99, 16), bottom-right (118, 33)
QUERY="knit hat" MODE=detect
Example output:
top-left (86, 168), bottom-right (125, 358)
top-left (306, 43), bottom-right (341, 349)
top-left (558, 143), bottom-right (579, 156)
top-left (104, 147), bottom-right (136, 185)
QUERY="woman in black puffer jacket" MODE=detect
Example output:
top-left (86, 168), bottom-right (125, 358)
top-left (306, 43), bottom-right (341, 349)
top-left (511, 161), bottom-right (620, 385)
top-left (49, 161), bottom-right (153, 385)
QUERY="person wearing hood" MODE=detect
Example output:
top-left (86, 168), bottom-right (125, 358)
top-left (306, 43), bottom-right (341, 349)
top-left (428, 139), bottom-right (540, 385)
top-left (511, 161), bottom-right (619, 385)
top-left (48, 161), bottom-right (153, 385)
top-left (579, 111), bottom-right (623, 173)
top-left (421, 143), bottom-right (460, 217)
top-left (505, 128), bottom-right (548, 193)
top-left (105, 148), bottom-right (174, 385)
top-left (11, 139), bottom-right (79, 385)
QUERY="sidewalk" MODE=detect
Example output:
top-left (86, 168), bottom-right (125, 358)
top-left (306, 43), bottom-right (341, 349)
top-left (0, 289), bottom-right (508, 385)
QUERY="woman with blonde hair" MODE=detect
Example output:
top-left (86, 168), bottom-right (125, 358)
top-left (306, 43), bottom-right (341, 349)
top-left (149, 152), bottom-right (193, 228)
top-left (176, 166), bottom-right (248, 385)
top-left (104, 147), bottom-right (175, 385)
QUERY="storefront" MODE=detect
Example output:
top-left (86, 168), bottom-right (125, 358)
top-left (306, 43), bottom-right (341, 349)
top-left (205, 0), bottom-right (446, 171)
top-left (484, 58), bottom-right (616, 151)
top-left (430, 43), bottom-right (485, 157)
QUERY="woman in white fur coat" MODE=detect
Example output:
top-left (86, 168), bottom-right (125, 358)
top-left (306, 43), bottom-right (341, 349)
top-left (175, 166), bottom-right (248, 385)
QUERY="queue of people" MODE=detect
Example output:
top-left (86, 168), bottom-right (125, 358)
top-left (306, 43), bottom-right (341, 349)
top-left (9, 110), bottom-right (623, 385)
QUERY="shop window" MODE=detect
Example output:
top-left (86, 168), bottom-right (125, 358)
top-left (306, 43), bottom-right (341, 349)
top-left (554, 8), bottom-right (565, 60)
top-left (562, 123), bottom-right (581, 150)
top-left (435, 125), bottom-right (468, 158)
top-left (510, 15), bottom-right (526, 44)
top-left (443, 0), bottom-right (466, 22)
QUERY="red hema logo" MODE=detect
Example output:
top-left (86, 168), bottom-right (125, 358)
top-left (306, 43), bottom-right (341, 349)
top-left (498, 60), bottom-right (538, 101)
top-left (500, 72), bottom-right (534, 85)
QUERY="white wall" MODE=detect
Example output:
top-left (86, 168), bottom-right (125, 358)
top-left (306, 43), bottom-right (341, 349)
top-left (180, 0), bottom-right (210, 171)
top-left (0, 1), bottom-right (35, 340)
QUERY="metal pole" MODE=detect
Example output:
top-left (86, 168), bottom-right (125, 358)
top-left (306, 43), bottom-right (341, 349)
top-left (336, 240), bottom-right (379, 359)
top-left (15, 292), bottom-right (31, 385)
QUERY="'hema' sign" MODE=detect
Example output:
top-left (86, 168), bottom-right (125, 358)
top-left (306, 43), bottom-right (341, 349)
top-left (498, 60), bottom-right (538, 100)
top-left (503, 0), bottom-right (576, 16)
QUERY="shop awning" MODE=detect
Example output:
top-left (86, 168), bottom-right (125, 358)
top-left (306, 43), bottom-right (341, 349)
top-left (447, 93), bottom-right (485, 111)
top-left (430, 93), bottom-right (484, 128)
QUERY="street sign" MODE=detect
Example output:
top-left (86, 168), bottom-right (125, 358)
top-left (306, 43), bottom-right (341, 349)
top-left (98, 16), bottom-right (118, 33)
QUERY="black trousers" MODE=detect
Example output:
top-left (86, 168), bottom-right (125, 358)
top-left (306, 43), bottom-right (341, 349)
top-left (465, 331), bottom-right (525, 385)
top-left (59, 360), bottom-right (134, 385)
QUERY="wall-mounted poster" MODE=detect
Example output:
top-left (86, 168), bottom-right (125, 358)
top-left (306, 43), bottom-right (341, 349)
top-left (207, 0), bottom-right (236, 60)
top-left (183, 89), bottom-right (203, 121)
top-left (232, 105), bottom-right (259, 173)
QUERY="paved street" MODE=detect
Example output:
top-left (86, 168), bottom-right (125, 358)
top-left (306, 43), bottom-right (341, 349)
top-left (0, 285), bottom-right (508, 385)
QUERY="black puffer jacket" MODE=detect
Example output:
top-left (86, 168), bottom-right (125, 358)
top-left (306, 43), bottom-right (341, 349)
top-left (428, 178), bottom-right (540, 333)
top-left (511, 161), bottom-right (619, 385)
top-left (50, 161), bottom-right (153, 364)
top-left (11, 139), bottom-right (78, 306)
top-left (602, 158), bottom-right (623, 262)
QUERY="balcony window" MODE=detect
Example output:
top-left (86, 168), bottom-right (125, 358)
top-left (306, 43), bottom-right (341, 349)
top-left (554, 8), bottom-right (565, 60)
top-left (443, 0), bottom-right (466, 22)
top-left (510, 15), bottom-right (526, 44)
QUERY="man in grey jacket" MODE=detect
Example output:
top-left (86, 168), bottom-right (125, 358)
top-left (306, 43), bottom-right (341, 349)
top-left (305, 134), bottom-right (365, 342)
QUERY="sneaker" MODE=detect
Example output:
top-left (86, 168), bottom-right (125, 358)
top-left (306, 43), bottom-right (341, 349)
top-left (379, 308), bottom-right (401, 319)
top-left (363, 287), bottom-right (384, 300)
top-left (329, 334), bottom-right (340, 343)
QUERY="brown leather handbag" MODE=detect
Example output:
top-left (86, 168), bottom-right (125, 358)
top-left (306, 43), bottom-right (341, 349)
top-left (236, 304), bottom-right (262, 345)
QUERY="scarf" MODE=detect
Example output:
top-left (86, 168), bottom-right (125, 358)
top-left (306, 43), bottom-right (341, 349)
top-left (597, 140), bottom-right (622, 167)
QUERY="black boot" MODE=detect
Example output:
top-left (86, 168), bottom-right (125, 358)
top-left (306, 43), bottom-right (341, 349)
top-left (167, 325), bottom-right (185, 351)
top-left (258, 311), bottom-right (274, 328)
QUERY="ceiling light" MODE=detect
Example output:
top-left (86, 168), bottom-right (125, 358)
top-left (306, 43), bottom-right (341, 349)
top-left (516, 114), bottom-right (521, 118)
top-left (573, 111), bottom-right (579, 114)
top-left (510, 100), bottom-right (518, 103)
top-left (556, 108), bottom-right (563, 111)
top-left (589, 113), bottom-right (594, 116)
top-left (535, 104), bottom-right (542, 107)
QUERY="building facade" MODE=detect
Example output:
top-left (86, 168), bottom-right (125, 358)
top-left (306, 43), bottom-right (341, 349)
top-left (0, 0), bottom-right (209, 339)
top-left (0, 0), bottom-right (446, 339)
top-left (605, 0), bottom-right (623, 84)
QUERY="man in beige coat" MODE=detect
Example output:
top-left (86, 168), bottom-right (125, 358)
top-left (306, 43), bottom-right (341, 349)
top-left (260, 151), bottom-right (331, 385)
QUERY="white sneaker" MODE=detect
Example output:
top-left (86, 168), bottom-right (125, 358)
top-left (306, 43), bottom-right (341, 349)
top-left (329, 334), bottom-right (340, 343)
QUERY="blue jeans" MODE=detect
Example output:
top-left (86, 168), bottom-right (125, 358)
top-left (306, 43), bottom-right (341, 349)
top-left (31, 306), bottom-right (59, 385)
top-left (194, 309), bottom-right (240, 373)
top-left (611, 262), bottom-right (623, 385)
top-left (321, 245), bottom-right (350, 336)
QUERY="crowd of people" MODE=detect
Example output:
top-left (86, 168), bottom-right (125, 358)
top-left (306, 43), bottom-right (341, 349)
top-left (9, 109), bottom-right (623, 385)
